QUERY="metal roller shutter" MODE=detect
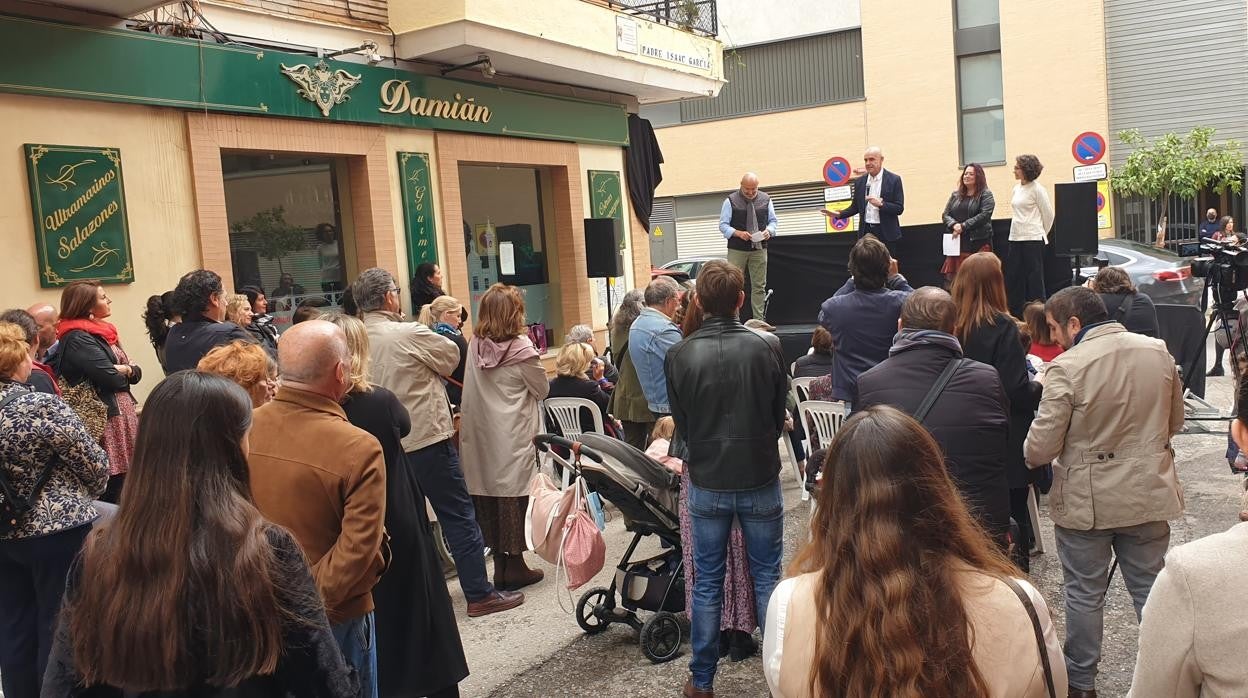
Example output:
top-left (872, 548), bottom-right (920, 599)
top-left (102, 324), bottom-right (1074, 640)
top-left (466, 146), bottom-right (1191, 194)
top-left (674, 216), bottom-right (727, 258)
top-left (772, 186), bottom-right (829, 237)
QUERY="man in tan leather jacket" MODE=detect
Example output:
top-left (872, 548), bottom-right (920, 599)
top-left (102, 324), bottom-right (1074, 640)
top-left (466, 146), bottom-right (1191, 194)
top-left (1025, 286), bottom-right (1185, 698)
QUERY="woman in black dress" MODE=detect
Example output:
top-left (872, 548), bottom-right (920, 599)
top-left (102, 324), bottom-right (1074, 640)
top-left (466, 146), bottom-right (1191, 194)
top-left (951, 252), bottom-right (1043, 571)
top-left (324, 313), bottom-right (469, 698)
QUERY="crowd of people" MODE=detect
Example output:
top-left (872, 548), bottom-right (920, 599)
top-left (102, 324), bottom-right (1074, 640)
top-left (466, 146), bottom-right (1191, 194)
top-left (0, 168), bottom-right (1233, 698)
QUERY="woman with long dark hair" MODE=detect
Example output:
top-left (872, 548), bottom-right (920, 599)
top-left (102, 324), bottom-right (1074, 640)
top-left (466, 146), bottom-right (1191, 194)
top-left (142, 291), bottom-right (177, 373)
top-left (410, 262), bottom-right (445, 315)
top-left (50, 281), bottom-right (141, 503)
top-left (952, 252), bottom-right (1043, 570)
top-left (606, 289), bottom-right (653, 450)
top-left (941, 163), bottom-right (996, 282)
top-left (765, 405), bottom-right (1064, 697)
top-left (43, 371), bottom-right (358, 697)
top-left (323, 313), bottom-right (468, 698)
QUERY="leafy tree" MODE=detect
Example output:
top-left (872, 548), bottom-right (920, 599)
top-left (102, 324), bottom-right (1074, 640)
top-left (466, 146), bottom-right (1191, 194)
top-left (231, 207), bottom-right (306, 274)
top-left (1110, 126), bottom-right (1243, 247)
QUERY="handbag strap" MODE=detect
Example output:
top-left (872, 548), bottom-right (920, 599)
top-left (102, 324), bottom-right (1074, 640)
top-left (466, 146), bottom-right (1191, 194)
top-left (0, 389), bottom-right (62, 513)
top-left (913, 358), bottom-right (963, 424)
top-left (1112, 293), bottom-right (1136, 324)
top-left (1003, 577), bottom-right (1057, 698)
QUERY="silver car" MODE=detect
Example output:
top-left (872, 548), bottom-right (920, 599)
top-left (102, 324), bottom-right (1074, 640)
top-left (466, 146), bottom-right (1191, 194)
top-left (1081, 238), bottom-right (1204, 306)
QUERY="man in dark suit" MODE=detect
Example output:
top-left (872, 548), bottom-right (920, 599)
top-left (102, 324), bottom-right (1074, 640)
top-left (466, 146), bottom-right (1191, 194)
top-left (825, 146), bottom-right (905, 259)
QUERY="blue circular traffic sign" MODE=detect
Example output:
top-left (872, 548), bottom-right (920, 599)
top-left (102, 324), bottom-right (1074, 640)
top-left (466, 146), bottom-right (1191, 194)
top-left (823, 156), bottom-right (852, 186)
top-left (1072, 132), bottom-right (1106, 164)
top-left (830, 217), bottom-right (849, 231)
top-left (1096, 191), bottom-right (1106, 211)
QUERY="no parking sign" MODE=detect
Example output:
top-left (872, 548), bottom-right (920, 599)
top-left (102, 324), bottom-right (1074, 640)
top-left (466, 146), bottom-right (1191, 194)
top-left (1072, 132), bottom-right (1107, 164)
top-left (823, 156), bottom-right (852, 186)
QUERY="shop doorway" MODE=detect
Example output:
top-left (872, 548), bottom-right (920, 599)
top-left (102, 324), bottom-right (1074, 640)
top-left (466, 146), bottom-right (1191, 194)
top-left (222, 153), bottom-right (350, 329)
top-left (459, 164), bottom-right (560, 348)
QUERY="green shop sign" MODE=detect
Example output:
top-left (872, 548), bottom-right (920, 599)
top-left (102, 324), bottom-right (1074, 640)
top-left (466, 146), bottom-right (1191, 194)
top-left (0, 15), bottom-right (628, 146)
top-left (588, 170), bottom-right (625, 247)
top-left (397, 152), bottom-right (438, 283)
top-left (24, 144), bottom-right (134, 288)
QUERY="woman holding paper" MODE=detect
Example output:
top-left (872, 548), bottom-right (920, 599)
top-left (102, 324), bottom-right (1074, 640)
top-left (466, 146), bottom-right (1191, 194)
top-left (940, 163), bottom-right (996, 283)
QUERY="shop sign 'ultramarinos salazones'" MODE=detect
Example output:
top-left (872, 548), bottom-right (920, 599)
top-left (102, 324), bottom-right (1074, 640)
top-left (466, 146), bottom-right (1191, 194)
top-left (24, 144), bottom-right (134, 288)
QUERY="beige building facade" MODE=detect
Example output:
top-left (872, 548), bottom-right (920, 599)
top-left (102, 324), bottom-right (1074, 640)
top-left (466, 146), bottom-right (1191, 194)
top-left (646, 0), bottom-right (1112, 260)
top-left (1, 0), bottom-right (724, 398)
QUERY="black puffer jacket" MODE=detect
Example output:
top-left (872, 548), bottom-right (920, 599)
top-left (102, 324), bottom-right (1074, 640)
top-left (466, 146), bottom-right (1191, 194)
top-left (664, 316), bottom-right (788, 492)
top-left (857, 331), bottom-right (1010, 535)
top-left (962, 313), bottom-right (1043, 489)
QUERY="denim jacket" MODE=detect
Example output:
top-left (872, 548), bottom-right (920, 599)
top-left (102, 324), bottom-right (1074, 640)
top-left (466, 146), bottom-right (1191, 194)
top-left (628, 307), bottom-right (682, 414)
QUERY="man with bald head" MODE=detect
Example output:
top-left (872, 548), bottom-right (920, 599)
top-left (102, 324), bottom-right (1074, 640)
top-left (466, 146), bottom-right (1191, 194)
top-left (246, 320), bottom-right (388, 698)
top-left (855, 286), bottom-right (1011, 545)
top-left (719, 172), bottom-right (778, 320)
top-left (827, 146), bottom-right (906, 260)
top-left (25, 303), bottom-right (58, 361)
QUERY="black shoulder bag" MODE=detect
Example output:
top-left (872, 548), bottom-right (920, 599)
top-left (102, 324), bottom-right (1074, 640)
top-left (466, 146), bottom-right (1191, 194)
top-left (0, 390), bottom-right (61, 536)
top-left (913, 358), bottom-right (965, 424)
top-left (1004, 577), bottom-right (1058, 698)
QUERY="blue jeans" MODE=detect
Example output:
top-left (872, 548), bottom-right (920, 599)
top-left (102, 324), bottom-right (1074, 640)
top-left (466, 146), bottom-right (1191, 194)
top-left (332, 612), bottom-right (378, 698)
top-left (687, 478), bottom-right (784, 690)
top-left (408, 439), bottom-right (494, 601)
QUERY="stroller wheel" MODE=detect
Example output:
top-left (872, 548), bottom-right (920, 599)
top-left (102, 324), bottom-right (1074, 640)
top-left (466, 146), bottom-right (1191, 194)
top-left (576, 587), bottom-right (613, 635)
top-left (640, 611), bottom-right (683, 664)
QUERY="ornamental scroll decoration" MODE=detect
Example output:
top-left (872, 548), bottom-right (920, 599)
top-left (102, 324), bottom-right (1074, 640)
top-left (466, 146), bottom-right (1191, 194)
top-left (280, 60), bottom-right (362, 117)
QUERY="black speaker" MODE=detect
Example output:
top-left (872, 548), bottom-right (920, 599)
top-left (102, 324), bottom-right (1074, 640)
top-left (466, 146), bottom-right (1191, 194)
top-left (1052, 181), bottom-right (1098, 257)
top-left (584, 217), bottom-right (623, 278)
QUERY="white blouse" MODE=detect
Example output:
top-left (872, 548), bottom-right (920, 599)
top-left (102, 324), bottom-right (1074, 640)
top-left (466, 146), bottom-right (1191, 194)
top-left (1010, 181), bottom-right (1055, 243)
top-left (763, 575), bottom-right (1063, 697)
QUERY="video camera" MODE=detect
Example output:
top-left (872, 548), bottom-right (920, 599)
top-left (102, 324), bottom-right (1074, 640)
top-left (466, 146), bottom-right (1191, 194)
top-left (1179, 238), bottom-right (1248, 293)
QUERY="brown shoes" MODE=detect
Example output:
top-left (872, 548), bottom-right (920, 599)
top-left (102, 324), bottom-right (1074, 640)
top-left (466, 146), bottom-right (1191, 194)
top-left (682, 677), bottom-right (713, 697)
top-left (466, 589), bottom-right (524, 617)
top-left (494, 552), bottom-right (545, 591)
top-left (1068, 690), bottom-right (1097, 698)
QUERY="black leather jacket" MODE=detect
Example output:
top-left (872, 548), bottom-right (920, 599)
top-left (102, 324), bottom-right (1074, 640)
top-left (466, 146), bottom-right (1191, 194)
top-left (664, 316), bottom-right (788, 492)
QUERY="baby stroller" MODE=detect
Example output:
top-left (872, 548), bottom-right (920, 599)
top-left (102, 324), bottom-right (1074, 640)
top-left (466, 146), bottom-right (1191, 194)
top-left (533, 432), bottom-right (686, 663)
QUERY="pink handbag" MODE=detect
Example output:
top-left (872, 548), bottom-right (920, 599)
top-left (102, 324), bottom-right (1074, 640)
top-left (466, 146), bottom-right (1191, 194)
top-left (526, 471), bottom-right (574, 564)
top-left (557, 477), bottom-right (606, 590)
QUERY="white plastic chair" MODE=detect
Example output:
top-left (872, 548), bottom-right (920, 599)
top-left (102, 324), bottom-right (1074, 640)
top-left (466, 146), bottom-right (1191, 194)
top-left (543, 397), bottom-right (606, 488)
top-left (798, 400), bottom-right (848, 453)
top-left (791, 376), bottom-right (818, 407)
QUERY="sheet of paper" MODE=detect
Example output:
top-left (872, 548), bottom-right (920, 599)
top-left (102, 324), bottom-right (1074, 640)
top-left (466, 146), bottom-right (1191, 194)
top-left (499, 242), bottom-right (516, 275)
top-left (750, 231), bottom-right (766, 243)
top-left (942, 233), bottom-right (961, 256)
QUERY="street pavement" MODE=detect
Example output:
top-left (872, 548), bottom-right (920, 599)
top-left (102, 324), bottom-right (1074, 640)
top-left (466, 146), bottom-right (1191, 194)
top-left (457, 374), bottom-right (1245, 698)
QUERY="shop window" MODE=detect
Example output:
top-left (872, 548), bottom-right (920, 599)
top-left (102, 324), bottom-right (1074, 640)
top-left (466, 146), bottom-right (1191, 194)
top-left (222, 154), bottom-right (349, 327)
top-left (459, 165), bottom-right (559, 347)
top-left (958, 52), bottom-right (1006, 164)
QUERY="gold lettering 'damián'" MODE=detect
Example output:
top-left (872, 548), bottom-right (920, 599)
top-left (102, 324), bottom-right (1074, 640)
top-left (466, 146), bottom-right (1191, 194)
top-left (379, 80), bottom-right (492, 123)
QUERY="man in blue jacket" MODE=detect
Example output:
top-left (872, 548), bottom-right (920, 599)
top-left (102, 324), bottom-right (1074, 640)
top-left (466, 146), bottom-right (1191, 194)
top-left (629, 276), bottom-right (683, 418)
top-left (818, 236), bottom-right (913, 409)
top-left (827, 146), bottom-right (906, 259)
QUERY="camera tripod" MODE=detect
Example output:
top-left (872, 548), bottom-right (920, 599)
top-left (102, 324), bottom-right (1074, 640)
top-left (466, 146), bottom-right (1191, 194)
top-left (1183, 283), bottom-right (1245, 396)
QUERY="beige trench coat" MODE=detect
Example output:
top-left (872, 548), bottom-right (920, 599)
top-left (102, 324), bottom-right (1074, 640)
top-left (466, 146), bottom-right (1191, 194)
top-left (1024, 322), bottom-right (1184, 531)
top-left (459, 336), bottom-right (550, 498)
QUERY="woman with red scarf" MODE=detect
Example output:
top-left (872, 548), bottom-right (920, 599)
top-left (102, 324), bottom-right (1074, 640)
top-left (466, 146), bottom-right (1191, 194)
top-left (49, 281), bottom-right (141, 502)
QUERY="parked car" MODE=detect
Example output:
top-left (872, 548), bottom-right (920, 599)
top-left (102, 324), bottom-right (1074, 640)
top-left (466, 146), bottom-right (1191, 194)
top-left (1080, 238), bottom-right (1203, 306)
top-left (650, 256), bottom-right (724, 285)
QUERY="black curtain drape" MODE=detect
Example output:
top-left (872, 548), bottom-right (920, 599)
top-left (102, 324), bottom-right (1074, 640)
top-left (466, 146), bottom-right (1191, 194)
top-left (624, 114), bottom-right (664, 230)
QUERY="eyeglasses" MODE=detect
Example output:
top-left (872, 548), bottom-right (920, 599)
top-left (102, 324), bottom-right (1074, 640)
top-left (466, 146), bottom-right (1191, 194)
top-left (387, 286), bottom-right (401, 295)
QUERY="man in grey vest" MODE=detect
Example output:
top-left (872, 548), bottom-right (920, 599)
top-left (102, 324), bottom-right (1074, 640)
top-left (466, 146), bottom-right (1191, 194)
top-left (719, 172), bottom-right (778, 320)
